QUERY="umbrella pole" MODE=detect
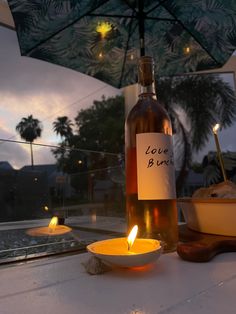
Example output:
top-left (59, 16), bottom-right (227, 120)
top-left (138, 0), bottom-right (145, 56)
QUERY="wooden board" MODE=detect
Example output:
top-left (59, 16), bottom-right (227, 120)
top-left (177, 224), bottom-right (236, 262)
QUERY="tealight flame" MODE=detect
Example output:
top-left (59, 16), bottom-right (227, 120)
top-left (127, 225), bottom-right (138, 251)
top-left (213, 123), bottom-right (220, 134)
top-left (48, 216), bottom-right (58, 232)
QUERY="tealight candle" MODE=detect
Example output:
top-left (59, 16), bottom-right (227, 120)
top-left (213, 123), bottom-right (227, 181)
top-left (26, 216), bottom-right (71, 236)
top-left (87, 225), bottom-right (162, 267)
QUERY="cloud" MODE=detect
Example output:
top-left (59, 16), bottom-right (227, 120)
top-left (0, 27), bottom-right (118, 103)
top-left (0, 26), bottom-right (120, 121)
top-left (0, 26), bottom-right (121, 169)
top-left (0, 127), bottom-right (28, 168)
top-left (33, 145), bottom-right (57, 166)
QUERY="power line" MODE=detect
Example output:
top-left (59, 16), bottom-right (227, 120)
top-left (70, 165), bottom-right (124, 176)
top-left (0, 138), bottom-right (120, 157)
top-left (41, 84), bottom-right (109, 122)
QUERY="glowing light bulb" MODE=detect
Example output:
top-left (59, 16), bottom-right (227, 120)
top-left (96, 22), bottom-right (112, 39)
top-left (184, 46), bottom-right (190, 54)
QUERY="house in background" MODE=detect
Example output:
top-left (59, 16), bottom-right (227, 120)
top-left (20, 164), bottom-right (71, 198)
top-left (178, 170), bottom-right (204, 197)
top-left (0, 161), bottom-right (17, 221)
top-left (0, 162), bottom-right (64, 221)
top-left (0, 161), bottom-right (14, 170)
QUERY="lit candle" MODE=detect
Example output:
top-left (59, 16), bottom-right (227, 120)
top-left (213, 123), bottom-right (227, 181)
top-left (26, 216), bottom-right (71, 236)
top-left (49, 216), bottom-right (58, 232)
top-left (87, 225), bottom-right (161, 268)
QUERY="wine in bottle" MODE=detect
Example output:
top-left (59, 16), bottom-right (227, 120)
top-left (125, 56), bottom-right (178, 252)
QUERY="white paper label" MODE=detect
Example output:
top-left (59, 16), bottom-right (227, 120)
top-left (136, 133), bottom-right (176, 200)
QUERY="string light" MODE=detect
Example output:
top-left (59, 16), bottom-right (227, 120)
top-left (184, 46), bottom-right (190, 54)
top-left (96, 22), bottom-right (112, 39)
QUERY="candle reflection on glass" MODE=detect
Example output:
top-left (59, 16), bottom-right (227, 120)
top-left (213, 123), bottom-right (227, 181)
top-left (26, 216), bottom-right (71, 236)
top-left (91, 212), bottom-right (97, 224)
top-left (48, 216), bottom-right (58, 232)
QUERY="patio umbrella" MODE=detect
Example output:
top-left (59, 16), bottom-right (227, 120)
top-left (8, 0), bottom-right (236, 88)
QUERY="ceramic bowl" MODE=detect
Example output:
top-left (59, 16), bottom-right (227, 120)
top-left (178, 198), bottom-right (236, 236)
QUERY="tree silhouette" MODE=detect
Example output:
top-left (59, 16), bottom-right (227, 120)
top-left (16, 115), bottom-right (43, 168)
top-left (52, 75), bottom-right (236, 195)
top-left (53, 116), bottom-right (73, 141)
top-left (156, 73), bottom-right (236, 194)
top-left (52, 95), bottom-right (124, 174)
top-left (202, 151), bottom-right (236, 185)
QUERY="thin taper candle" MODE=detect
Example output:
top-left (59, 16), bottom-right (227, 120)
top-left (213, 124), bottom-right (227, 182)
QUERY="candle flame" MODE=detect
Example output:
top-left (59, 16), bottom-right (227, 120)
top-left (48, 216), bottom-right (58, 231)
top-left (213, 123), bottom-right (220, 134)
top-left (127, 225), bottom-right (138, 251)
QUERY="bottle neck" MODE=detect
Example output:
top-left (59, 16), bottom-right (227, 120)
top-left (139, 83), bottom-right (156, 97)
top-left (138, 56), bottom-right (156, 98)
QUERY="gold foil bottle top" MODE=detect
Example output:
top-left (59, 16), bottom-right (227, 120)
top-left (138, 56), bottom-right (154, 87)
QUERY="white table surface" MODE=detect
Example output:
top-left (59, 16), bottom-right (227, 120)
top-left (0, 250), bottom-right (236, 314)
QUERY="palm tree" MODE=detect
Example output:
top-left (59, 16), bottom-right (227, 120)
top-left (16, 115), bottom-right (43, 169)
top-left (156, 74), bottom-right (236, 195)
top-left (202, 151), bottom-right (236, 185)
top-left (53, 116), bottom-right (73, 141)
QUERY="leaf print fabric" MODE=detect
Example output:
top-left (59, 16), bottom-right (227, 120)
top-left (8, 0), bottom-right (236, 88)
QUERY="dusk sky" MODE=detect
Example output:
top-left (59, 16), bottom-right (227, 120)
top-left (1, 25), bottom-right (236, 169)
top-left (0, 26), bottom-right (120, 168)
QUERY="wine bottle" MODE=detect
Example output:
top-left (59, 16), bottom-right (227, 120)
top-left (125, 56), bottom-right (178, 252)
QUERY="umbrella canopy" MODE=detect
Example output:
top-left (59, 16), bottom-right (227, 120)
top-left (8, 0), bottom-right (236, 88)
